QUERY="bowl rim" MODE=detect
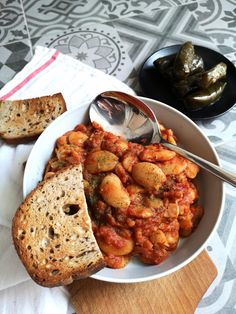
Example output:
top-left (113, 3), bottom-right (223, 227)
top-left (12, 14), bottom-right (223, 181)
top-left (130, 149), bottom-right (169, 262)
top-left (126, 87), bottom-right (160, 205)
top-left (23, 95), bottom-right (225, 283)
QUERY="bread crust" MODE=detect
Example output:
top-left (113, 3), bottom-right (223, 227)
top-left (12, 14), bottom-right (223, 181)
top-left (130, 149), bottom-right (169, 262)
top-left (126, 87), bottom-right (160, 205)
top-left (0, 93), bottom-right (67, 144)
top-left (12, 165), bottom-right (105, 287)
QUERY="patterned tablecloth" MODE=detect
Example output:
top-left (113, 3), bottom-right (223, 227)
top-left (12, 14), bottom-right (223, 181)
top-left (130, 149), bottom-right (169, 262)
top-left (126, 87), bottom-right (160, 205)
top-left (0, 1), bottom-right (236, 313)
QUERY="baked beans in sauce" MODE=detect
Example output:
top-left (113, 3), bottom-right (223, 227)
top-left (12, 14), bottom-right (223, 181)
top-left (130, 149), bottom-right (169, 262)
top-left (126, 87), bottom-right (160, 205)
top-left (44, 122), bottom-right (204, 268)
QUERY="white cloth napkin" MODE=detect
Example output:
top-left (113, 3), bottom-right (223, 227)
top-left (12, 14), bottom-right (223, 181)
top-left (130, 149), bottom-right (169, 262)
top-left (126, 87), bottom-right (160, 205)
top-left (0, 46), bottom-right (134, 313)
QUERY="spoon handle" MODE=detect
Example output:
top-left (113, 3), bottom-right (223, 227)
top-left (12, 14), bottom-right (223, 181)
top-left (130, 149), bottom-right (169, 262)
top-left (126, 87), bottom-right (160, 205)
top-left (163, 142), bottom-right (236, 188)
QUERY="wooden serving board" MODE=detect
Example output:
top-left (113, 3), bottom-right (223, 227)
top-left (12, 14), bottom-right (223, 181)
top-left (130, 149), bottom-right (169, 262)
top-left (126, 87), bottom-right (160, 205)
top-left (68, 250), bottom-right (217, 314)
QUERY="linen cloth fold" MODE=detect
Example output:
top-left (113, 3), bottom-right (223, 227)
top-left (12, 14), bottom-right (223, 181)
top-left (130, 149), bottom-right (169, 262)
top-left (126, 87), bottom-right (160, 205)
top-left (0, 46), bottom-right (134, 313)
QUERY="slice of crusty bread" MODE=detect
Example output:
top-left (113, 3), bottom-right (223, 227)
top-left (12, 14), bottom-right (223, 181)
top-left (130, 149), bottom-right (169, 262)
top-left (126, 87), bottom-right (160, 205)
top-left (12, 165), bottom-right (105, 287)
top-left (0, 93), bottom-right (66, 144)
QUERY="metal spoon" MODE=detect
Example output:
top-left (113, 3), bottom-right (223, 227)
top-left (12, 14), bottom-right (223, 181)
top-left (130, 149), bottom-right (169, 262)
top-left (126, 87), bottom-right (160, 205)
top-left (89, 91), bottom-right (236, 187)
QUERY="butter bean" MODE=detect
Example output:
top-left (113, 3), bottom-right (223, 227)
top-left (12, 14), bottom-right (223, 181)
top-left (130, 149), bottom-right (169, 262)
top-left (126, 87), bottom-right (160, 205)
top-left (140, 146), bottom-right (176, 162)
top-left (122, 152), bottom-right (138, 172)
top-left (185, 160), bottom-right (200, 178)
top-left (164, 203), bottom-right (179, 218)
top-left (68, 131), bottom-right (88, 146)
top-left (100, 173), bottom-right (130, 208)
top-left (132, 162), bottom-right (166, 190)
top-left (85, 150), bottom-right (118, 174)
top-left (144, 196), bottom-right (163, 209)
top-left (97, 237), bottom-right (134, 256)
top-left (128, 206), bottom-right (154, 218)
top-left (150, 230), bottom-right (167, 245)
top-left (157, 156), bottom-right (187, 175)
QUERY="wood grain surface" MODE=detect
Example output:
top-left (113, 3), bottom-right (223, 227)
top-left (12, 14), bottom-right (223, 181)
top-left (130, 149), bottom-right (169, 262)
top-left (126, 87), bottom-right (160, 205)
top-left (68, 250), bottom-right (217, 314)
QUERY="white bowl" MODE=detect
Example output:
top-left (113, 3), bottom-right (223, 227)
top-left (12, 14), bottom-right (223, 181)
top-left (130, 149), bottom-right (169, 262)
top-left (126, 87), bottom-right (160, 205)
top-left (23, 96), bottom-right (225, 283)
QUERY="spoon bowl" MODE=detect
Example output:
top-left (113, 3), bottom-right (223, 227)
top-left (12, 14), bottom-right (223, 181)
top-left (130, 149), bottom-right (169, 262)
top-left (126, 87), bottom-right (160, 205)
top-left (90, 91), bottom-right (236, 187)
top-left (89, 91), bottom-right (160, 145)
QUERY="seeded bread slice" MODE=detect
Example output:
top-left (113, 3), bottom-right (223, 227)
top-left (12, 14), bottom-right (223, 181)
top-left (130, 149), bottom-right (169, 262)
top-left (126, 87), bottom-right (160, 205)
top-left (0, 93), bottom-right (66, 144)
top-left (12, 165), bottom-right (105, 287)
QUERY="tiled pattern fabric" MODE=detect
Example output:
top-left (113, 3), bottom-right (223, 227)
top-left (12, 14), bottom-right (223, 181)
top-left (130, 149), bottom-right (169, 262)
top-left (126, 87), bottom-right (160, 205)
top-left (189, 0), bottom-right (236, 55)
top-left (22, 0), bottom-right (110, 37)
top-left (0, 0), bottom-right (236, 313)
top-left (0, 39), bottom-right (32, 88)
top-left (101, 0), bottom-right (200, 20)
top-left (107, 6), bottom-right (217, 76)
top-left (0, 0), bottom-right (28, 45)
top-left (34, 23), bottom-right (134, 82)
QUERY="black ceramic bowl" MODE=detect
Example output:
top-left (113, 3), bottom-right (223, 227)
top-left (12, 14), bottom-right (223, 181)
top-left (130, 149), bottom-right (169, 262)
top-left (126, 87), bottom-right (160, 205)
top-left (139, 45), bottom-right (236, 120)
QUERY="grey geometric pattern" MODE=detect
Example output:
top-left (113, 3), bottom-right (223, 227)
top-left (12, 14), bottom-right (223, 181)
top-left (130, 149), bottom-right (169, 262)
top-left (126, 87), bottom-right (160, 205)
top-left (225, 51), bottom-right (236, 68)
top-left (34, 23), bottom-right (134, 81)
top-left (0, 0), bottom-right (28, 45)
top-left (197, 104), bottom-right (236, 145)
top-left (197, 277), bottom-right (236, 310)
top-left (106, 4), bottom-right (217, 91)
top-left (101, 0), bottom-right (200, 20)
top-left (0, 1), bottom-right (236, 313)
top-left (188, 0), bottom-right (236, 55)
top-left (217, 196), bottom-right (236, 248)
top-left (23, 0), bottom-right (110, 38)
top-left (0, 39), bottom-right (32, 88)
top-left (108, 5), bottom-right (216, 66)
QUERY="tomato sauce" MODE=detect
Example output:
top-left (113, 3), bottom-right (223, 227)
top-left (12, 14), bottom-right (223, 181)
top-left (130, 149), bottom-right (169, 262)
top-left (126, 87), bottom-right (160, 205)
top-left (44, 122), bottom-right (204, 268)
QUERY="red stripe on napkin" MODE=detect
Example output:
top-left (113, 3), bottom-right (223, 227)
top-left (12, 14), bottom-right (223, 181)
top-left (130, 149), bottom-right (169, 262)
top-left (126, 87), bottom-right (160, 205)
top-left (0, 50), bottom-right (60, 100)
